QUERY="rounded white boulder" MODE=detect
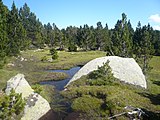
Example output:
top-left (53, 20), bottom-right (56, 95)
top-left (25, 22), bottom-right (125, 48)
top-left (66, 56), bottom-right (147, 89)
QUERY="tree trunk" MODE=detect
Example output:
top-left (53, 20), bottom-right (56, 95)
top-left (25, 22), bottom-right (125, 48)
top-left (143, 55), bottom-right (147, 75)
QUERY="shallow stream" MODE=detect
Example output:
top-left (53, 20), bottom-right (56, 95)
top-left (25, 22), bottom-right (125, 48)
top-left (39, 66), bottom-right (81, 119)
top-left (40, 66), bottom-right (81, 90)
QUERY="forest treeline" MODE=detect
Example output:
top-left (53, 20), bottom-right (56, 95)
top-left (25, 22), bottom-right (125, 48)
top-left (0, 1), bottom-right (160, 71)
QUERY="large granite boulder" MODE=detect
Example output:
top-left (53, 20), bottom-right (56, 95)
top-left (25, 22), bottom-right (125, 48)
top-left (66, 56), bottom-right (147, 88)
top-left (5, 74), bottom-right (51, 120)
top-left (5, 74), bottom-right (34, 98)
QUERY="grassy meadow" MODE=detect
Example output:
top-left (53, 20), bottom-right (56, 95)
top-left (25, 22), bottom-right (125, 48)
top-left (0, 49), bottom-right (106, 90)
top-left (0, 49), bottom-right (160, 119)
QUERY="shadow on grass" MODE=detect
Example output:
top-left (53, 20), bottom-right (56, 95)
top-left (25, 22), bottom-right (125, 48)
top-left (142, 109), bottom-right (160, 120)
top-left (153, 81), bottom-right (160, 86)
top-left (138, 92), bottom-right (160, 105)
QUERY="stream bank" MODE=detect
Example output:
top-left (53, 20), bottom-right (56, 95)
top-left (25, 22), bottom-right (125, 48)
top-left (40, 66), bottom-right (81, 120)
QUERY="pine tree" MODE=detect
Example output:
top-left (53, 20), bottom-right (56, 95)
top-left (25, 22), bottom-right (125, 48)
top-left (88, 26), bottom-right (97, 50)
top-left (61, 28), bottom-right (67, 50)
top-left (35, 19), bottom-right (44, 48)
top-left (111, 13), bottom-right (133, 57)
top-left (19, 3), bottom-right (30, 29)
top-left (19, 3), bottom-right (31, 48)
top-left (54, 25), bottom-right (63, 48)
top-left (95, 22), bottom-right (105, 50)
top-left (66, 26), bottom-right (78, 51)
top-left (103, 24), bottom-right (112, 55)
top-left (127, 20), bottom-right (134, 43)
top-left (133, 22), bottom-right (154, 74)
top-left (0, 0), bottom-right (9, 67)
top-left (7, 2), bottom-right (26, 56)
top-left (153, 30), bottom-right (160, 55)
top-left (81, 24), bottom-right (92, 50)
top-left (20, 3), bottom-right (44, 48)
top-left (76, 25), bottom-right (96, 50)
top-left (111, 20), bottom-right (122, 55)
top-left (43, 22), bottom-right (55, 46)
top-left (76, 26), bottom-right (84, 49)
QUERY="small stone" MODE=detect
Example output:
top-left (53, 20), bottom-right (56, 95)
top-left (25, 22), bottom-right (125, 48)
top-left (20, 57), bottom-right (25, 61)
top-left (7, 63), bottom-right (15, 67)
top-left (48, 58), bottom-right (53, 62)
top-left (30, 99), bottom-right (34, 102)
top-left (24, 59), bottom-right (27, 61)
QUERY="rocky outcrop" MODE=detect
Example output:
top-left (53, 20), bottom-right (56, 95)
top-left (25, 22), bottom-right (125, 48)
top-left (66, 56), bottom-right (147, 88)
top-left (5, 74), bottom-right (51, 120)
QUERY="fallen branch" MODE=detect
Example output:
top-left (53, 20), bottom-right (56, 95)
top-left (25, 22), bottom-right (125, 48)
top-left (108, 112), bottom-right (126, 119)
top-left (108, 106), bottom-right (148, 119)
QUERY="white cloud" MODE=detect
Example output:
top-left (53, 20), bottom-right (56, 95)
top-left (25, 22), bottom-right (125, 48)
top-left (153, 25), bottom-right (160, 30)
top-left (149, 14), bottom-right (160, 23)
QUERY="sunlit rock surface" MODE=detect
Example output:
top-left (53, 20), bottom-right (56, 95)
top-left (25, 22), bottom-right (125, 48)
top-left (5, 74), bottom-right (51, 120)
top-left (66, 56), bottom-right (147, 88)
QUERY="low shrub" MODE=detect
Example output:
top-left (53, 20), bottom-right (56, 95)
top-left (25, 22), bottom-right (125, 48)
top-left (68, 44), bottom-right (77, 52)
top-left (88, 60), bottom-right (116, 86)
top-left (52, 54), bottom-right (58, 60)
top-left (0, 89), bottom-right (25, 119)
top-left (41, 56), bottom-right (47, 62)
top-left (50, 48), bottom-right (58, 59)
top-left (32, 84), bottom-right (43, 94)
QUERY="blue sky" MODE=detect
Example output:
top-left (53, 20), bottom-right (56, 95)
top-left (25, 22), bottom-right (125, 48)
top-left (3, 0), bottom-right (160, 30)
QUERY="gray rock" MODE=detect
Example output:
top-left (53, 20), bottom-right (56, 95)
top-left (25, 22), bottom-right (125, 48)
top-left (34, 49), bottom-right (43, 52)
top-left (5, 74), bottom-right (51, 120)
top-left (66, 56), bottom-right (147, 88)
top-left (7, 63), bottom-right (15, 67)
top-left (5, 74), bottom-right (34, 98)
top-left (20, 57), bottom-right (25, 61)
top-left (24, 58), bottom-right (28, 61)
top-left (21, 93), bottom-right (51, 120)
top-left (48, 58), bottom-right (53, 62)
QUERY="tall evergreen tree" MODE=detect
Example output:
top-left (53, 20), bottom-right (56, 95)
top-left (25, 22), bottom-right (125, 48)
top-left (19, 3), bottom-right (30, 29)
top-left (111, 13), bottom-right (133, 57)
top-left (35, 19), bottom-right (44, 48)
top-left (19, 3), bottom-right (31, 48)
top-left (76, 26), bottom-right (83, 48)
top-left (19, 3), bottom-right (44, 48)
top-left (103, 24), bottom-right (112, 55)
top-left (66, 26), bottom-right (78, 50)
top-left (0, 0), bottom-right (9, 67)
top-left (133, 22), bottom-right (154, 74)
top-left (7, 2), bottom-right (26, 56)
top-left (95, 22), bottom-right (105, 50)
top-left (45, 22), bottom-right (53, 45)
top-left (77, 25), bottom-right (96, 50)
top-left (153, 30), bottom-right (160, 55)
top-left (81, 24), bottom-right (92, 50)
top-left (53, 24), bottom-right (62, 47)
top-left (111, 20), bottom-right (121, 55)
top-left (60, 28), bottom-right (67, 50)
top-left (88, 26), bottom-right (97, 50)
top-left (127, 20), bottom-right (134, 42)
